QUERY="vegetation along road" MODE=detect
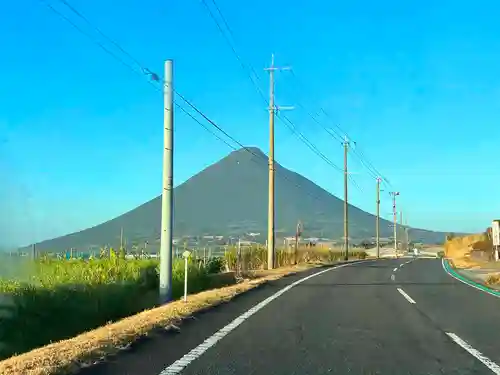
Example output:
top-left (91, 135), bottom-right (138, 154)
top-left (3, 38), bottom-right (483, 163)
top-left (80, 256), bottom-right (500, 375)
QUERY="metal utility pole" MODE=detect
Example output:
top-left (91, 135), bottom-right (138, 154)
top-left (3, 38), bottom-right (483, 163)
top-left (343, 137), bottom-right (349, 261)
top-left (264, 54), bottom-right (291, 270)
top-left (390, 191), bottom-right (400, 256)
top-left (376, 177), bottom-right (381, 259)
top-left (159, 59), bottom-right (174, 304)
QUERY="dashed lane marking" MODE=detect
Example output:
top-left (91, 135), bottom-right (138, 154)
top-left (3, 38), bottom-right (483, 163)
top-left (397, 287), bottom-right (416, 304)
top-left (159, 260), bottom-right (373, 375)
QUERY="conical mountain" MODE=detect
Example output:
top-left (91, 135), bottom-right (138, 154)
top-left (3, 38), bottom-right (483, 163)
top-left (28, 147), bottom-right (446, 252)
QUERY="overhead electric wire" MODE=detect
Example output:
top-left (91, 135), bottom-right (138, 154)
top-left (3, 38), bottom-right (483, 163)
top-left (278, 113), bottom-right (342, 172)
top-left (38, 0), bottom-right (338, 204)
top-left (199, 0), bottom-right (268, 104)
top-left (289, 69), bottom-right (393, 187)
top-left (39, 0), bottom-right (149, 82)
top-left (55, 0), bottom-right (146, 70)
top-left (198, 0), bottom-right (364, 192)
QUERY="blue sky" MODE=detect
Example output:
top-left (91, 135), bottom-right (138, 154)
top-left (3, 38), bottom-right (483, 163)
top-left (1, 0), bottom-right (499, 246)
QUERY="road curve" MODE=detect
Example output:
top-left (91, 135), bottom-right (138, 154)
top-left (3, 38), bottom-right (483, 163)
top-left (81, 258), bottom-right (500, 375)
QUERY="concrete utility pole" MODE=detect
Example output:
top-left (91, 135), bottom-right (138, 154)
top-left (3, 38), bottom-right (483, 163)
top-left (264, 54), bottom-right (291, 270)
top-left (343, 137), bottom-right (350, 261)
top-left (159, 59), bottom-right (174, 303)
top-left (376, 177), bottom-right (381, 259)
top-left (120, 226), bottom-right (124, 251)
top-left (390, 191), bottom-right (400, 256)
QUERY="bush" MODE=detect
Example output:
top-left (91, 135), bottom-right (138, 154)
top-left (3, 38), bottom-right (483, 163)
top-left (437, 250), bottom-right (445, 258)
top-left (205, 257), bottom-right (225, 274)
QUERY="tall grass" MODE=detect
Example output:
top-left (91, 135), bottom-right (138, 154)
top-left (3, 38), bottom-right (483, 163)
top-left (0, 252), bottom-right (221, 359)
top-left (224, 245), bottom-right (367, 270)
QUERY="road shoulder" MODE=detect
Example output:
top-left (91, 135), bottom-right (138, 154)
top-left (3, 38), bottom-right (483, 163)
top-left (442, 258), bottom-right (500, 298)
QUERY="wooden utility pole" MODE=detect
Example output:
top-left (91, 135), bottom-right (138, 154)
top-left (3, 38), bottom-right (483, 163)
top-left (390, 191), bottom-right (400, 256)
top-left (343, 137), bottom-right (349, 261)
top-left (264, 54), bottom-right (291, 270)
top-left (376, 177), bottom-right (381, 259)
top-left (294, 221), bottom-right (302, 265)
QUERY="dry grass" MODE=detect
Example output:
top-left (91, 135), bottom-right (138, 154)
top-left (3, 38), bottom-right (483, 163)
top-left (485, 273), bottom-right (500, 286)
top-left (444, 233), bottom-right (493, 269)
top-left (0, 264), bottom-right (318, 375)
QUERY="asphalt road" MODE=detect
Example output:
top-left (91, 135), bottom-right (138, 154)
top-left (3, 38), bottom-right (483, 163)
top-left (82, 258), bottom-right (500, 375)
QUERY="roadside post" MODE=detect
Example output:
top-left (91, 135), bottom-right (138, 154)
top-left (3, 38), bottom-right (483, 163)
top-left (492, 220), bottom-right (500, 261)
top-left (183, 250), bottom-right (191, 302)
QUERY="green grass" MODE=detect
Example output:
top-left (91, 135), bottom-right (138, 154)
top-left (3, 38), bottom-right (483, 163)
top-left (0, 251), bottom-right (223, 360)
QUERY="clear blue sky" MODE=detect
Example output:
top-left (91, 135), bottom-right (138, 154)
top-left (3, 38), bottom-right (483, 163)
top-left (1, 0), bottom-right (499, 246)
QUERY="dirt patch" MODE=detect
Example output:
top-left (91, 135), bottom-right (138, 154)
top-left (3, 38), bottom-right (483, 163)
top-left (0, 264), bottom-right (319, 375)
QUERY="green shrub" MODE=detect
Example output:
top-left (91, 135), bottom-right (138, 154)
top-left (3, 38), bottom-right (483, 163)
top-left (205, 257), bottom-right (225, 274)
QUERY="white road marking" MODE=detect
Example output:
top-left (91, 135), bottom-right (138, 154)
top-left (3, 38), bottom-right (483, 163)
top-left (391, 274), bottom-right (395, 281)
top-left (159, 260), bottom-right (372, 374)
top-left (393, 267), bottom-right (398, 272)
top-left (446, 332), bottom-right (500, 374)
top-left (397, 287), bottom-right (416, 304)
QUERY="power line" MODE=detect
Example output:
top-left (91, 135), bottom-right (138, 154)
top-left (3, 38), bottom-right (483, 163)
top-left (39, 0), bottom-right (364, 207)
top-left (198, 0), bottom-right (361, 188)
top-left (289, 69), bottom-right (392, 187)
top-left (176, 102), bottom-right (343, 204)
top-left (199, 0), bottom-right (267, 104)
top-left (55, 0), bottom-right (145, 70)
top-left (279, 113), bottom-right (343, 173)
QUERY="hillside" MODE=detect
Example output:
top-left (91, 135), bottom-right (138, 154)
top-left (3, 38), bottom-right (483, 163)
top-left (27, 147), bottom-right (449, 253)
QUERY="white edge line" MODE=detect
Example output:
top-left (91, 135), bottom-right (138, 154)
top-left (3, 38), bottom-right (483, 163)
top-left (159, 260), bottom-right (373, 375)
top-left (441, 258), bottom-right (500, 299)
top-left (397, 287), bottom-right (416, 304)
top-left (446, 332), bottom-right (500, 374)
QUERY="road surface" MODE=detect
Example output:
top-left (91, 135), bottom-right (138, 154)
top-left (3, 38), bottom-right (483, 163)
top-left (82, 257), bottom-right (500, 375)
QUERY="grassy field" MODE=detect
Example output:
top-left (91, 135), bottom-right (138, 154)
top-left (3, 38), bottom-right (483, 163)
top-left (0, 246), bottom-right (366, 360)
top-left (0, 250), bottom-right (223, 360)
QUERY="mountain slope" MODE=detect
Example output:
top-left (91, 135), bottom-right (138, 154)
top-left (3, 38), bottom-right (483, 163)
top-left (28, 147), bottom-right (447, 252)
